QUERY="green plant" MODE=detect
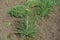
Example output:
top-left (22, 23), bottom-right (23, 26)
top-left (8, 0), bottom-right (60, 40)
top-left (9, 5), bottom-right (38, 40)
top-left (9, 5), bottom-right (32, 18)
top-left (25, 0), bottom-right (40, 8)
top-left (18, 17), bottom-right (37, 37)
top-left (34, 0), bottom-right (60, 17)
top-left (9, 0), bottom-right (60, 17)
top-left (16, 15), bottom-right (38, 40)
top-left (25, 0), bottom-right (60, 17)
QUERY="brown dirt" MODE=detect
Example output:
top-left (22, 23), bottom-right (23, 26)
top-left (38, 6), bottom-right (60, 40)
top-left (0, 0), bottom-right (60, 40)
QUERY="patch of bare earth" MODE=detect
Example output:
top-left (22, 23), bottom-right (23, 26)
top-left (0, 0), bottom-right (60, 40)
top-left (0, 0), bottom-right (26, 40)
top-left (37, 6), bottom-right (60, 40)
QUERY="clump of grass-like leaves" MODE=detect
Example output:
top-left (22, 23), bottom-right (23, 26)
top-left (9, 0), bottom-right (60, 17)
top-left (35, 0), bottom-right (60, 17)
top-left (9, 5), bottom-right (38, 40)
top-left (25, 0), bottom-right (60, 17)
top-left (25, 0), bottom-right (60, 18)
top-left (9, 5), bottom-right (32, 18)
top-left (8, 0), bottom-right (60, 40)
top-left (25, 0), bottom-right (40, 7)
top-left (17, 16), bottom-right (38, 40)
top-left (17, 16), bottom-right (39, 40)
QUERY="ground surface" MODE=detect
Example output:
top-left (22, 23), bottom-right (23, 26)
top-left (0, 0), bottom-right (60, 40)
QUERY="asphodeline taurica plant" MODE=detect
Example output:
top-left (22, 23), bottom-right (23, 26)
top-left (9, 0), bottom-right (60, 40)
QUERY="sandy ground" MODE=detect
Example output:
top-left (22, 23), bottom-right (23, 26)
top-left (0, 0), bottom-right (60, 40)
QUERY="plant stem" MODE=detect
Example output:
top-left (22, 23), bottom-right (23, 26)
top-left (26, 16), bottom-right (28, 31)
top-left (25, 15), bottom-right (29, 34)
